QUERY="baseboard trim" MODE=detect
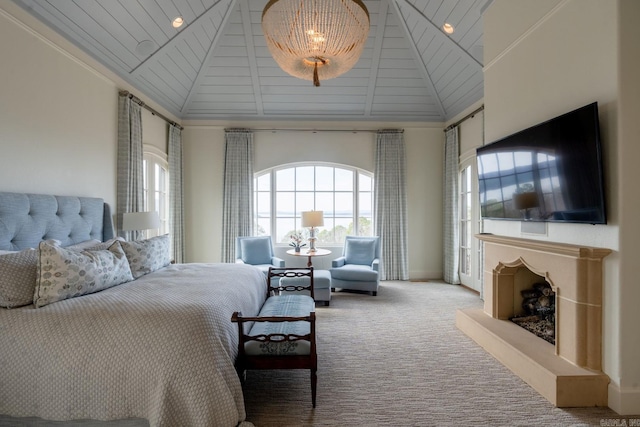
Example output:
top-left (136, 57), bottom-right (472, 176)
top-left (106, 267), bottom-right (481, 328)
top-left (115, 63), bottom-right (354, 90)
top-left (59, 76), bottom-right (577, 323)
top-left (608, 382), bottom-right (640, 415)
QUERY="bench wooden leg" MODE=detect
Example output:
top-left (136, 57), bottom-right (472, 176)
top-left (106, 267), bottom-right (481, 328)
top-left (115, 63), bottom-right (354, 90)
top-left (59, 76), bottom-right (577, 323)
top-left (311, 368), bottom-right (317, 408)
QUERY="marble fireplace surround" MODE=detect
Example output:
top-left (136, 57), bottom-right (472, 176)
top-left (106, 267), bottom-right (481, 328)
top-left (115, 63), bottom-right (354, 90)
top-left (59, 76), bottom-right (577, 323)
top-left (456, 234), bottom-right (611, 407)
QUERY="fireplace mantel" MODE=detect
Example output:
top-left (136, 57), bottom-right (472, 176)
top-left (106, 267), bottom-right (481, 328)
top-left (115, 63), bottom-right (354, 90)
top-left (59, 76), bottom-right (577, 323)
top-left (457, 234), bottom-right (611, 407)
top-left (475, 233), bottom-right (612, 259)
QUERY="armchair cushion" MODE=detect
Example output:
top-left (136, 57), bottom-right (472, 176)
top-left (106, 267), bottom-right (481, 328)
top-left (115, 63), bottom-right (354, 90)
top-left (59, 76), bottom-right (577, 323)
top-left (240, 237), bottom-right (272, 265)
top-left (344, 238), bottom-right (377, 265)
top-left (332, 256), bottom-right (346, 268)
top-left (271, 256), bottom-right (286, 267)
top-left (330, 264), bottom-right (379, 282)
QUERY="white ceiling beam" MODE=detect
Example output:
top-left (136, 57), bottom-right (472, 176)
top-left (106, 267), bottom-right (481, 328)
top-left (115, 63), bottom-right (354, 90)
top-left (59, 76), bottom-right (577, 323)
top-left (177, 0), bottom-right (237, 114)
top-left (388, 0), bottom-right (446, 119)
top-left (396, 0), bottom-right (483, 68)
top-left (130, 0), bottom-right (237, 114)
top-left (239, 0), bottom-right (263, 116)
top-left (363, 0), bottom-right (389, 117)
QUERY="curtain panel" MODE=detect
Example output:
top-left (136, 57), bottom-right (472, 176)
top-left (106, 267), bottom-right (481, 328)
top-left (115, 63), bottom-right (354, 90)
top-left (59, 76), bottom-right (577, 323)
top-left (169, 124), bottom-right (185, 263)
top-left (116, 93), bottom-right (144, 240)
top-left (374, 130), bottom-right (409, 281)
top-left (221, 129), bottom-right (254, 263)
top-left (443, 127), bottom-right (460, 284)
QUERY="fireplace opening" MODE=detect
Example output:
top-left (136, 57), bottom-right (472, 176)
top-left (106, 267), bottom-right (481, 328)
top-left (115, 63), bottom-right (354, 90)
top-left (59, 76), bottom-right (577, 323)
top-left (511, 281), bottom-right (555, 344)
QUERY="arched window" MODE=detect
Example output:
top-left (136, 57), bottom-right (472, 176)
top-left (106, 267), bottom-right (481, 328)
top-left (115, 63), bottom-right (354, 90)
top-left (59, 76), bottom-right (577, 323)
top-left (255, 163), bottom-right (373, 245)
top-left (143, 145), bottom-right (169, 238)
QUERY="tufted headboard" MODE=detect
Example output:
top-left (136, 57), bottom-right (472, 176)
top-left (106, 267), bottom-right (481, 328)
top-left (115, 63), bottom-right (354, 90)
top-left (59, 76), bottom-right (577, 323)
top-left (0, 192), bottom-right (115, 251)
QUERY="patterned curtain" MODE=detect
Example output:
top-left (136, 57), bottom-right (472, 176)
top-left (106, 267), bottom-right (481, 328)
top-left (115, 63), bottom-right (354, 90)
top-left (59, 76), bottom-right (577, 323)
top-left (116, 92), bottom-right (144, 240)
top-left (374, 130), bottom-right (408, 281)
top-left (168, 124), bottom-right (185, 263)
top-left (221, 129), bottom-right (254, 263)
top-left (443, 126), bottom-right (460, 284)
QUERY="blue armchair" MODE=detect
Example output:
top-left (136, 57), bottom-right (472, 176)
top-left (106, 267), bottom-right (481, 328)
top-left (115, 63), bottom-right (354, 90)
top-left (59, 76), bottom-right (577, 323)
top-left (235, 236), bottom-right (285, 279)
top-left (329, 236), bottom-right (380, 296)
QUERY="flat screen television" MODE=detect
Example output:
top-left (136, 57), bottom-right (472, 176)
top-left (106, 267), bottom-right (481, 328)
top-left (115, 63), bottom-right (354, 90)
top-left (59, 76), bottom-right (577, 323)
top-left (476, 102), bottom-right (606, 224)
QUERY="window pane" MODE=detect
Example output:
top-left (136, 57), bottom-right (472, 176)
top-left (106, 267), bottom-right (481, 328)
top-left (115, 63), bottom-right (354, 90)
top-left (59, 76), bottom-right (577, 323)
top-left (256, 218), bottom-right (270, 236)
top-left (335, 168), bottom-right (353, 191)
top-left (334, 217), bottom-right (351, 239)
top-left (276, 169), bottom-right (295, 191)
top-left (359, 192), bottom-right (372, 218)
top-left (257, 165), bottom-right (372, 245)
top-left (316, 167), bottom-right (334, 191)
top-left (296, 166), bottom-right (314, 191)
top-left (296, 192), bottom-right (314, 213)
top-left (317, 217), bottom-right (333, 243)
top-left (315, 192), bottom-right (334, 216)
top-left (143, 154), bottom-right (169, 238)
top-left (276, 218), bottom-right (295, 243)
top-left (359, 173), bottom-right (371, 191)
top-left (334, 192), bottom-right (353, 217)
top-left (276, 192), bottom-right (295, 217)
top-left (257, 192), bottom-right (270, 216)
top-left (256, 173), bottom-right (270, 191)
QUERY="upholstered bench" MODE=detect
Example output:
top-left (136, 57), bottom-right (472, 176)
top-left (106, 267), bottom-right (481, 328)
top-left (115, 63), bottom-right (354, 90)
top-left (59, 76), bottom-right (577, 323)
top-left (280, 269), bottom-right (331, 306)
top-left (231, 267), bottom-right (318, 407)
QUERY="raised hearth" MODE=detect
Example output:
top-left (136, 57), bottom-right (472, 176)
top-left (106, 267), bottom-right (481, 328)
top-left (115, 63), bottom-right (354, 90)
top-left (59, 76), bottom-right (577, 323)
top-left (456, 234), bottom-right (611, 407)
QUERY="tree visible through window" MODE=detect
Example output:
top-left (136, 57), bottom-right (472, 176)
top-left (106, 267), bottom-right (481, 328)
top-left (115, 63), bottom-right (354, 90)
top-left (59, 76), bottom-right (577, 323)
top-left (254, 164), bottom-right (373, 245)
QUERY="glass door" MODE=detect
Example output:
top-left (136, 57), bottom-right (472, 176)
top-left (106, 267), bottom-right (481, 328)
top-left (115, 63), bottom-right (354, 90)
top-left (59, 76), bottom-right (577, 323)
top-left (459, 161), bottom-right (481, 292)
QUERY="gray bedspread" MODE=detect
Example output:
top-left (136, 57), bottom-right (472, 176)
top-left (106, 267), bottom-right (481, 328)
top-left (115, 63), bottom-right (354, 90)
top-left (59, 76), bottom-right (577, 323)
top-left (0, 263), bottom-right (266, 427)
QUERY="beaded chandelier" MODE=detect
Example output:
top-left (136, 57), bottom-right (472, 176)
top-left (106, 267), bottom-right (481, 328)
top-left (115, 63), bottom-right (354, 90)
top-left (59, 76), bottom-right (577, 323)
top-left (261, 0), bottom-right (370, 87)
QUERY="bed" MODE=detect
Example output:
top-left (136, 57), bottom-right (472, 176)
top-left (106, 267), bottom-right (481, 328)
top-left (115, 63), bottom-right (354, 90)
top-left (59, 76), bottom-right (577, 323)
top-left (0, 192), bottom-right (266, 427)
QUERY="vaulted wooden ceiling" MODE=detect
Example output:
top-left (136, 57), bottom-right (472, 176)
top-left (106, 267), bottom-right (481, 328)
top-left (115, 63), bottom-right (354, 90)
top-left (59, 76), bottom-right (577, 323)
top-left (14, 0), bottom-right (491, 122)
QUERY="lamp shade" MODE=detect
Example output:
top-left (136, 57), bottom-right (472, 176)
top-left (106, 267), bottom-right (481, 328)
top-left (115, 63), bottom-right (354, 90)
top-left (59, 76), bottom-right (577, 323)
top-left (513, 192), bottom-right (540, 210)
top-left (302, 211), bottom-right (324, 228)
top-left (122, 211), bottom-right (160, 231)
top-left (261, 0), bottom-right (369, 86)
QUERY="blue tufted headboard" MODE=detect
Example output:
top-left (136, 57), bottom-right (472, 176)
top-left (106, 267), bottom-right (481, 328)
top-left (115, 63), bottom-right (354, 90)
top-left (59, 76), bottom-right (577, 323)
top-left (0, 192), bottom-right (114, 251)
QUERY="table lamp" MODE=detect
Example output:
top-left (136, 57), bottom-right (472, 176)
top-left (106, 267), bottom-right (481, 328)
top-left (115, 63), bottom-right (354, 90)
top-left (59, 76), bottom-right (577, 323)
top-left (122, 211), bottom-right (160, 240)
top-left (301, 210), bottom-right (324, 252)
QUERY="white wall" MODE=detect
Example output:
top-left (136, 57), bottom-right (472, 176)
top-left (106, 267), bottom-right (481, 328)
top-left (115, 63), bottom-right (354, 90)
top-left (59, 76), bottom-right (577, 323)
top-left (0, 3), bottom-right (177, 231)
top-left (182, 122), bottom-right (443, 279)
top-left (0, 8), bottom-right (117, 207)
top-left (616, 0), bottom-right (640, 415)
top-left (484, 0), bottom-right (639, 414)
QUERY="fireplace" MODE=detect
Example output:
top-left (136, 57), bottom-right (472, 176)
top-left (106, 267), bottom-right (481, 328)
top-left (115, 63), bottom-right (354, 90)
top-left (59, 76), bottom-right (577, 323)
top-left (456, 234), bottom-right (611, 407)
top-left (512, 280), bottom-right (555, 345)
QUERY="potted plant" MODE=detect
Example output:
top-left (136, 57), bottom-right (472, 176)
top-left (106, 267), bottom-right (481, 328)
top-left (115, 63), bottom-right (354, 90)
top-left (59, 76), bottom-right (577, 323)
top-left (289, 231), bottom-right (306, 253)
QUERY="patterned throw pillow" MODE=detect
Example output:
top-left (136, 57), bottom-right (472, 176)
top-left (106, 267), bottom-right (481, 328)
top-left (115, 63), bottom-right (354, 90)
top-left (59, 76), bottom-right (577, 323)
top-left (0, 249), bottom-right (38, 308)
top-left (120, 234), bottom-right (171, 279)
top-left (34, 240), bottom-right (134, 308)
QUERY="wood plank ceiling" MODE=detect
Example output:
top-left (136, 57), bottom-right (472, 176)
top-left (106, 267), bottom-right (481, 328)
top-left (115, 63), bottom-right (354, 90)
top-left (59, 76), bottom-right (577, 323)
top-left (13, 0), bottom-right (491, 122)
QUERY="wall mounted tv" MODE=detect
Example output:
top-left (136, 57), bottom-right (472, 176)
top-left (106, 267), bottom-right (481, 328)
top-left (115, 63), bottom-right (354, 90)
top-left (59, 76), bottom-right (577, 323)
top-left (476, 102), bottom-right (606, 224)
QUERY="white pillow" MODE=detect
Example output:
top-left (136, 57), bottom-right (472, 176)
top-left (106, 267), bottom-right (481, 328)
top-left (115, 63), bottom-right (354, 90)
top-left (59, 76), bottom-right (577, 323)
top-left (34, 240), bottom-right (134, 308)
top-left (0, 249), bottom-right (38, 308)
top-left (120, 234), bottom-right (171, 279)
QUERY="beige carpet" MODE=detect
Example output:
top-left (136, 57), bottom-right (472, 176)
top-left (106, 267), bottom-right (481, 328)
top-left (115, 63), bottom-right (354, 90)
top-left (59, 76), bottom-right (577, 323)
top-left (242, 281), bottom-right (627, 427)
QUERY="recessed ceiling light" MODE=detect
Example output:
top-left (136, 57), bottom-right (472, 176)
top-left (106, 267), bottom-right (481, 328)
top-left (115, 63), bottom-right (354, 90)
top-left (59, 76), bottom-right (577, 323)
top-left (442, 23), bottom-right (455, 34)
top-left (172, 16), bottom-right (184, 28)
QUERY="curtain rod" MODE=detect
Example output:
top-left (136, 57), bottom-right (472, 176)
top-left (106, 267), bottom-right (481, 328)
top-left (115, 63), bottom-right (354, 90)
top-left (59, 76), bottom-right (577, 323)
top-left (119, 90), bottom-right (183, 130)
top-left (236, 128), bottom-right (404, 134)
top-left (443, 105), bottom-right (484, 132)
